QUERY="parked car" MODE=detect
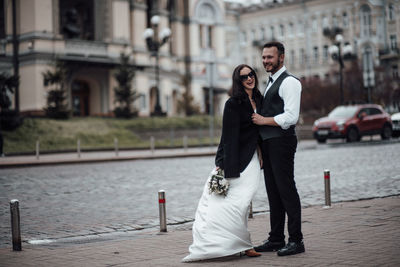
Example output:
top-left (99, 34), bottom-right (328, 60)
top-left (392, 112), bottom-right (400, 137)
top-left (312, 104), bottom-right (392, 143)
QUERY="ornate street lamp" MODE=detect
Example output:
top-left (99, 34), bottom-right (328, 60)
top-left (143, 15), bottom-right (171, 116)
top-left (324, 28), bottom-right (354, 105)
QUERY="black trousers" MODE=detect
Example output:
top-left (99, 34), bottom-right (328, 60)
top-left (261, 135), bottom-right (303, 243)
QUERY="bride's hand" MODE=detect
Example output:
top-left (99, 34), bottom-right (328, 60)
top-left (215, 166), bottom-right (220, 171)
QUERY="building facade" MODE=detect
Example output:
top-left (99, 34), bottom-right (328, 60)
top-left (225, 0), bottom-right (400, 102)
top-left (0, 0), bottom-right (231, 117)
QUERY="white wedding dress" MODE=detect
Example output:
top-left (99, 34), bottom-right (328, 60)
top-left (182, 152), bottom-right (261, 262)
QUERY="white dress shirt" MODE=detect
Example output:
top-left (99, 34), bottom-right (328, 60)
top-left (263, 66), bottom-right (302, 130)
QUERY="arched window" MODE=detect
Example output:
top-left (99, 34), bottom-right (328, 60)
top-left (360, 5), bottom-right (372, 37)
top-left (288, 22), bottom-right (294, 37)
top-left (194, 0), bottom-right (222, 50)
top-left (343, 12), bottom-right (349, 27)
top-left (388, 4), bottom-right (395, 21)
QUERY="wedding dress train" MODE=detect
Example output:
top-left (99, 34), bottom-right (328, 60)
top-left (182, 152), bottom-right (261, 262)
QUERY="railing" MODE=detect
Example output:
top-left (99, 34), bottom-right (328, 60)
top-left (65, 40), bottom-right (108, 58)
top-left (379, 48), bottom-right (399, 60)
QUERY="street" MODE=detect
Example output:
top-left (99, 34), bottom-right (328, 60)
top-left (1, 140), bottom-right (400, 248)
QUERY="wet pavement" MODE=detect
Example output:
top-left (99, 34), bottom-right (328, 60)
top-left (1, 139), bottom-right (400, 248)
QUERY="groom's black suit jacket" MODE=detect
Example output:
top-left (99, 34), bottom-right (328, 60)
top-left (215, 96), bottom-right (261, 178)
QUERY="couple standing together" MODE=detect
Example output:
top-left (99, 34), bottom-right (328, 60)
top-left (183, 41), bottom-right (304, 262)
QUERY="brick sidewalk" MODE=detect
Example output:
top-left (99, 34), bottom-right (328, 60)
top-left (1, 196), bottom-right (399, 266)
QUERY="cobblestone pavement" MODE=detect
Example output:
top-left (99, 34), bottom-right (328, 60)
top-left (0, 196), bottom-right (399, 266)
top-left (1, 140), bottom-right (400, 249)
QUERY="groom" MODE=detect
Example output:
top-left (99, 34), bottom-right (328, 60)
top-left (251, 41), bottom-right (304, 256)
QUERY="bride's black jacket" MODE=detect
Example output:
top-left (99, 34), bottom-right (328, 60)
top-left (215, 95), bottom-right (261, 178)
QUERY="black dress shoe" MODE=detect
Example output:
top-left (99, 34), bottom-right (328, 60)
top-left (254, 240), bottom-right (286, 252)
top-left (277, 241), bottom-right (305, 256)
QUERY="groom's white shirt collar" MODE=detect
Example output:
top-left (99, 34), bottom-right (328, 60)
top-left (264, 66), bottom-right (287, 96)
top-left (270, 66), bottom-right (287, 85)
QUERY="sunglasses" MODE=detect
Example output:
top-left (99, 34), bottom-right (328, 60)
top-left (240, 71), bottom-right (255, 81)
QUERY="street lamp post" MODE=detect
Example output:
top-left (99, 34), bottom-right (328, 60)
top-left (327, 34), bottom-right (353, 105)
top-left (323, 26), bottom-right (354, 105)
top-left (143, 16), bottom-right (171, 116)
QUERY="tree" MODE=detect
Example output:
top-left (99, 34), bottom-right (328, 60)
top-left (0, 73), bottom-right (22, 130)
top-left (113, 53), bottom-right (140, 118)
top-left (177, 90), bottom-right (201, 116)
top-left (0, 73), bottom-right (18, 112)
top-left (373, 65), bottom-right (400, 110)
top-left (43, 61), bottom-right (71, 119)
top-left (176, 75), bottom-right (200, 116)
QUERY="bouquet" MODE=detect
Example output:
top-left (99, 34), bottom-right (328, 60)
top-left (208, 168), bottom-right (230, 197)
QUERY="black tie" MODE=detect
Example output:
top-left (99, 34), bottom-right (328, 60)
top-left (268, 77), bottom-right (273, 86)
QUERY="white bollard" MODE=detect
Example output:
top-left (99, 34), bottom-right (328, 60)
top-left (150, 136), bottom-right (155, 155)
top-left (10, 199), bottom-right (21, 251)
top-left (35, 140), bottom-right (40, 160)
top-left (183, 135), bottom-right (188, 152)
top-left (158, 190), bottom-right (167, 232)
top-left (114, 137), bottom-right (119, 157)
top-left (77, 139), bottom-right (81, 158)
top-left (324, 170), bottom-right (331, 208)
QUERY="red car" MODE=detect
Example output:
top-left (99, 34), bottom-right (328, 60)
top-left (312, 104), bottom-right (392, 143)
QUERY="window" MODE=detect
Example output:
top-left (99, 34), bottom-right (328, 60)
top-left (360, 5), bottom-right (372, 37)
top-left (393, 65), bottom-right (399, 79)
top-left (60, 0), bottom-right (95, 40)
top-left (250, 29), bottom-right (256, 41)
top-left (260, 26), bottom-right (265, 40)
top-left (368, 108), bottom-right (382, 116)
top-left (388, 4), bottom-right (395, 21)
top-left (270, 25), bottom-right (275, 39)
top-left (166, 95), bottom-right (171, 113)
top-left (199, 25), bottom-right (204, 47)
top-left (208, 26), bottom-right (213, 48)
top-left (323, 45), bottom-right (329, 61)
top-left (312, 18), bottom-right (318, 33)
top-left (300, 48), bottom-right (305, 65)
top-left (297, 21), bottom-right (304, 36)
top-left (140, 94), bottom-right (147, 111)
top-left (290, 50), bottom-right (295, 66)
top-left (390, 35), bottom-right (397, 50)
top-left (332, 15), bottom-right (338, 27)
top-left (313, 47), bottom-right (319, 63)
top-left (200, 25), bottom-right (213, 48)
top-left (279, 24), bottom-right (284, 37)
top-left (322, 17), bottom-right (329, 29)
top-left (240, 31), bottom-right (247, 45)
top-left (343, 12), bottom-right (349, 27)
top-left (288, 23), bottom-right (294, 37)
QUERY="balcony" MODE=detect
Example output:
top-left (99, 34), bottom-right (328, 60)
top-left (65, 40), bottom-right (108, 58)
top-left (379, 48), bottom-right (399, 60)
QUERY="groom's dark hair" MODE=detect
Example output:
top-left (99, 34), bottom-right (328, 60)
top-left (263, 41), bottom-right (285, 56)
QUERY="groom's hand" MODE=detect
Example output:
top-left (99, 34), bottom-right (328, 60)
top-left (252, 113), bottom-right (279, 126)
top-left (252, 113), bottom-right (265, 125)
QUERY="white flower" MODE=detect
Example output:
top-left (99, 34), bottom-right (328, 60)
top-left (211, 168), bottom-right (218, 176)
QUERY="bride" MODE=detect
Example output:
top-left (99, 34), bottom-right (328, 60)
top-left (183, 64), bottom-right (263, 262)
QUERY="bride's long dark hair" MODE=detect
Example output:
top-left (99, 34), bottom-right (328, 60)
top-left (229, 64), bottom-right (262, 103)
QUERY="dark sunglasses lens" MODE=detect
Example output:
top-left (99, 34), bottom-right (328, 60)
top-left (240, 71), bottom-right (254, 81)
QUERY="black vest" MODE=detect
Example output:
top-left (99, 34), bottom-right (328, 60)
top-left (259, 71), bottom-right (296, 140)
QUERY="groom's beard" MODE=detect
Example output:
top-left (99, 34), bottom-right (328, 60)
top-left (267, 59), bottom-right (282, 74)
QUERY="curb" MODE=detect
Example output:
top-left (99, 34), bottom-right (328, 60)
top-left (0, 151), bottom-right (216, 169)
